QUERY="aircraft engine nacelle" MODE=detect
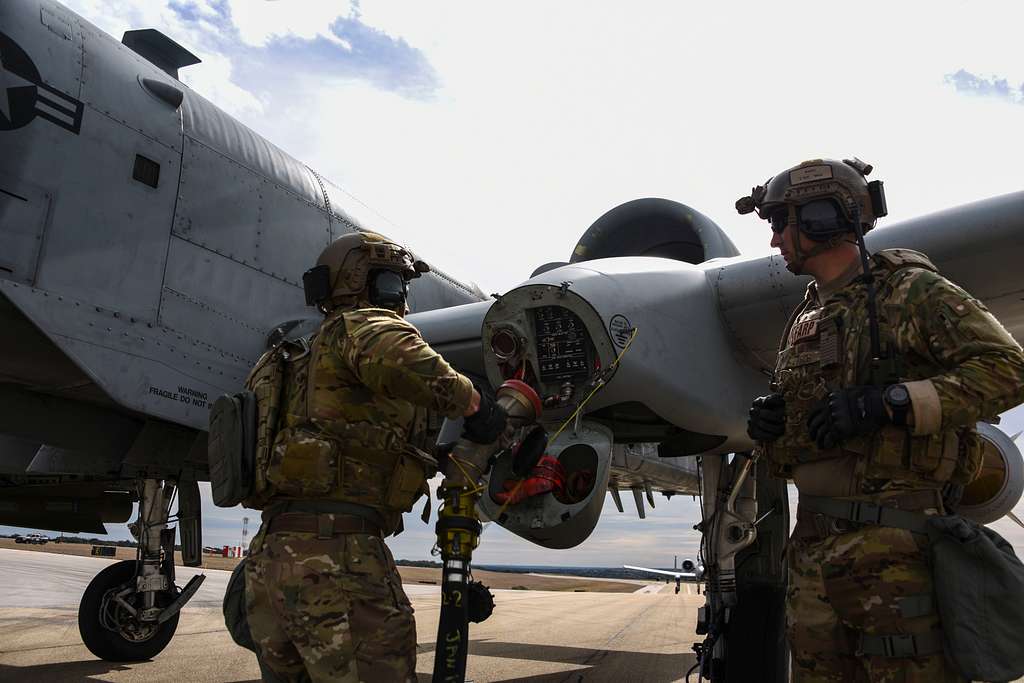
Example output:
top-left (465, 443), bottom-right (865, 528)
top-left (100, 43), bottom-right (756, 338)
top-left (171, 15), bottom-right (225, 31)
top-left (477, 421), bottom-right (613, 549)
top-left (534, 198), bottom-right (740, 277)
top-left (957, 422), bottom-right (1024, 525)
top-left (681, 558), bottom-right (697, 572)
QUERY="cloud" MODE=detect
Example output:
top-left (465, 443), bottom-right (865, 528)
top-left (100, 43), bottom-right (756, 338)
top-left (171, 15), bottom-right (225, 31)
top-left (944, 69), bottom-right (1024, 104)
top-left (168, 0), bottom-right (440, 101)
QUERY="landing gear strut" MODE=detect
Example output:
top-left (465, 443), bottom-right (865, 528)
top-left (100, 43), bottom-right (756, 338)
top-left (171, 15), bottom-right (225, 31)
top-left (78, 479), bottom-right (206, 662)
top-left (693, 455), bottom-right (789, 682)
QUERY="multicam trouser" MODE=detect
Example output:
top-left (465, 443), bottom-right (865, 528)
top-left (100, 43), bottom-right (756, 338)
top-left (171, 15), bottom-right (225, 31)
top-left (787, 523), bottom-right (964, 682)
top-left (245, 522), bottom-right (417, 682)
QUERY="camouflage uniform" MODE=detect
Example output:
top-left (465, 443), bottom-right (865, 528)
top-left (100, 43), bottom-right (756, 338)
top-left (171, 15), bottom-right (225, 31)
top-left (766, 248), bottom-right (1024, 682)
top-left (246, 307), bottom-right (474, 682)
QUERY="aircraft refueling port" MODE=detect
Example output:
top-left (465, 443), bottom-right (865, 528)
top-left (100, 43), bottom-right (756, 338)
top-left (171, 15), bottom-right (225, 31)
top-left (490, 327), bottom-right (520, 361)
top-left (554, 444), bottom-right (598, 504)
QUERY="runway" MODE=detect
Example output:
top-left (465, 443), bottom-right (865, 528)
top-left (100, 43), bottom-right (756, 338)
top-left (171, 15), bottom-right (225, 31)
top-left (0, 548), bottom-right (700, 682)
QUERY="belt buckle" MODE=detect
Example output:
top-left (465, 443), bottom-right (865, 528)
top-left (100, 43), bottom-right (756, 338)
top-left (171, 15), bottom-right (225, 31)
top-left (317, 514), bottom-right (333, 540)
top-left (850, 501), bottom-right (883, 525)
top-left (884, 634), bottom-right (918, 657)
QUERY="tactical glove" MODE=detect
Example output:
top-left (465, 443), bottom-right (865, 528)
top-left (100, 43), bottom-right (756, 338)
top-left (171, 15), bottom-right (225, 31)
top-left (434, 442), bottom-right (456, 476)
top-left (747, 393), bottom-right (787, 442)
top-left (807, 385), bottom-right (888, 449)
top-left (493, 455), bottom-right (566, 505)
top-left (462, 387), bottom-right (508, 444)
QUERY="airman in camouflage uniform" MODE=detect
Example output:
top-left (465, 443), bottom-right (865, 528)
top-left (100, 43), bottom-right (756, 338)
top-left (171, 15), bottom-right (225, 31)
top-left (244, 231), bottom-right (504, 682)
top-left (738, 159), bottom-right (1024, 682)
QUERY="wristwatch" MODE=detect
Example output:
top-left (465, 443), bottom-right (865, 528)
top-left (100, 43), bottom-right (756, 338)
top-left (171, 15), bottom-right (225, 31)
top-left (883, 383), bottom-right (911, 426)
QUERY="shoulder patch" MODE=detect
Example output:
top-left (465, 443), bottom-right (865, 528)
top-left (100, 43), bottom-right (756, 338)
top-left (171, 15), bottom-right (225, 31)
top-left (872, 248), bottom-right (938, 273)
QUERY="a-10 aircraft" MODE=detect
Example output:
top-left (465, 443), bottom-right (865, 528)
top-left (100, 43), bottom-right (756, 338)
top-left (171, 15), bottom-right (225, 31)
top-left (2, 0), bottom-right (1023, 679)
top-left (625, 557), bottom-right (705, 594)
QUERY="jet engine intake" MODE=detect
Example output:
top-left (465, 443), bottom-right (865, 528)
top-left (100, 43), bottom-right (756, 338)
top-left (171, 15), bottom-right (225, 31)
top-left (570, 198), bottom-right (740, 265)
top-left (957, 422), bottom-right (1024, 525)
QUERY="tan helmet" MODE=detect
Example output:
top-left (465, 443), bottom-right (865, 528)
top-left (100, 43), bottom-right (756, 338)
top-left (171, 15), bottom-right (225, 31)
top-left (303, 230), bottom-right (429, 309)
top-left (736, 157), bottom-right (887, 238)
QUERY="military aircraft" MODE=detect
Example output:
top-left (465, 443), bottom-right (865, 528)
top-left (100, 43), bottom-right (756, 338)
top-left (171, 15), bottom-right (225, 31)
top-left (1, 0), bottom-right (1022, 678)
top-left (625, 558), bottom-right (705, 594)
top-left (0, 0), bottom-right (702, 666)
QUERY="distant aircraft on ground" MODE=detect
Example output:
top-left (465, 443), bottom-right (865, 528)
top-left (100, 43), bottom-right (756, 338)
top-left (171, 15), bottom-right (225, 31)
top-left (625, 558), bottom-right (705, 593)
top-left (2, 1), bottom-right (1023, 679)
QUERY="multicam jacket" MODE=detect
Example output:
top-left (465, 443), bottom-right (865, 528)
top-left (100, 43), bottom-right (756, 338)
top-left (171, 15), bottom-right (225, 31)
top-left (260, 307), bottom-right (474, 529)
top-left (766, 249), bottom-right (1024, 495)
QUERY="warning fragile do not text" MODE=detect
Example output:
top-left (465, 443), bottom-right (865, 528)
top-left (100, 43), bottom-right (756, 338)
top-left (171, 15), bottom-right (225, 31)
top-left (148, 384), bottom-right (209, 409)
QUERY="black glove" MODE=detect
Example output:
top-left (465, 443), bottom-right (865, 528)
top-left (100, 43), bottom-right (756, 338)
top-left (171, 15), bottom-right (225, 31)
top-left (462, 387), bottom-right (508, 444)
top-left (747, 393), bottom-right (786, 442)
top-left (434, 442), bottom-right (456, 476)
top-left (807, 385), bottom-right (888, 449)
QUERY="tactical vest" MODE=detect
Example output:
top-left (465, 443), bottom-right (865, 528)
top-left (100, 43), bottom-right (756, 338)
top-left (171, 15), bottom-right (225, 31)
top-left (766, 249), bottom-right (983, 494)
top-left (252, 309), bottom-right (437, 526)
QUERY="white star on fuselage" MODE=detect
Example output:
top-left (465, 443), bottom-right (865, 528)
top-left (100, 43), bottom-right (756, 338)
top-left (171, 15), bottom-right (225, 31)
top-left (0, 54), bottom-right (36, 123)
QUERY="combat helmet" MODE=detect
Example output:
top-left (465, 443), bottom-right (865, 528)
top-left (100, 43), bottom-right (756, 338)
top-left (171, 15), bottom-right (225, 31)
top-left (303, 230), bottom-right (429, 312)
top-left (735, 158), bottom-right (887, 241)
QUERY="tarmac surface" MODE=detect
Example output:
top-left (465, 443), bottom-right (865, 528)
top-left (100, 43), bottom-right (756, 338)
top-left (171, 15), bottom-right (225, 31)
top-left (0, 548), bottom-right (700, 682)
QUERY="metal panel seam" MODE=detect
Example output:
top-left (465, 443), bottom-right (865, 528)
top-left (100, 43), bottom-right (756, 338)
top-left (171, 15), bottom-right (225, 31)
top-left (155, 109), bottom-right (186, 322)
top-left (168, 234), bottom-right (305, 289)
top-left (185, 135), bottom-right (323, 211)
top-left (160, 286), bottom-right (263, 335)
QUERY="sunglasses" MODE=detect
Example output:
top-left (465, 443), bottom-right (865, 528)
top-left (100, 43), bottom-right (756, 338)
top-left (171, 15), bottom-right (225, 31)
top-left (768, 200), bottom-right (846, 235)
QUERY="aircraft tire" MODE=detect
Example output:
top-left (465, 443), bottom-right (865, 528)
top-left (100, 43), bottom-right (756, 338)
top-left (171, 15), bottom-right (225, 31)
top-left (78, 560), bottom-right (179, 662)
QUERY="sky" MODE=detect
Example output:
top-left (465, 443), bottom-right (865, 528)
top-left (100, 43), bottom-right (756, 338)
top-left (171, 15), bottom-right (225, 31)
top-left (4, 0), bottom-right (1024, 567)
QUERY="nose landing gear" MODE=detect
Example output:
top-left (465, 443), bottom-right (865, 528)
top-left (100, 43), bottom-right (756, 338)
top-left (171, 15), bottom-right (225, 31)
top-left (77, 478), bottom-right (206, 662)
top-left (78, 559), bottom-right (180, 661)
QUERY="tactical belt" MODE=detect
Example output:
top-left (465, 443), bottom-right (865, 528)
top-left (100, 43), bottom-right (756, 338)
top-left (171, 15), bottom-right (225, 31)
top-left (263, 500), bottom-right (386, 538)
top-left (798, 493), bottom-right (938, 536)
top-left (267, 512), bottom-right (382, 538)
top-left (858, 629), bottom-right (945, 658)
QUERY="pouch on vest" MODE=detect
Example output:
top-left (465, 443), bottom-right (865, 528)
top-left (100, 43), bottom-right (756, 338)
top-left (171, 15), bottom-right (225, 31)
top-left (926, 515), bottom-right (1024, 682)
top-left (208, 391), bottom-right (257, 508)
top-left (223, 558), bottom-right (256, 652)
top-left (265, 427), bottom-right (338, 498)
top-left (385, 446), bottom-right (438, 512)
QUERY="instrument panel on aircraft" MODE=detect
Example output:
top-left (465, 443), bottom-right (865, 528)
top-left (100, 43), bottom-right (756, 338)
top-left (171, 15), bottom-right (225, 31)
top-left (482, 284), bottom-right (617, 418)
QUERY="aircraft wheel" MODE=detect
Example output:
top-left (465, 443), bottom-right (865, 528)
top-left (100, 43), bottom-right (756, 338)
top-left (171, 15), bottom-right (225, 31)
top-left (78, 560), bottom-right (179, 662)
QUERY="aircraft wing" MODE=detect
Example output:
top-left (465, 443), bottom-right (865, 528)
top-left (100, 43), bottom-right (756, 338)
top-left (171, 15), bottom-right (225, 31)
top-left (413, 191), bottom-right (1024, 549)
top-left (623, 565), bottom-right (697, 580)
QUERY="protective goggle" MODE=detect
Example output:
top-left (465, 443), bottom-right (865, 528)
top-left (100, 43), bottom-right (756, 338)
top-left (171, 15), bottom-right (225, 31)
top-left (767, 198), bottom-right (850, 238)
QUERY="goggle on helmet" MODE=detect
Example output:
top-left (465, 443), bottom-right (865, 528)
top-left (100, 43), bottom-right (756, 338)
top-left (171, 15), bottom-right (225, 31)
top-left (736, 158), bottom-right (888, 242)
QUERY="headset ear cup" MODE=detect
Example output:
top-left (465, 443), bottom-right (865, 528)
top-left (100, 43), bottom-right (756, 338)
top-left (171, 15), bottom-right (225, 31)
top-left (797, 199), bottom-right (851, 242)
top-left (368, 270), bottom-right (408, 308)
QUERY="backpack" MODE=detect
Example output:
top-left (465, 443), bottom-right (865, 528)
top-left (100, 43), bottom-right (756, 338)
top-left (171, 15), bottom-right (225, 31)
top-left (208, 338), bottom-right (310, 509)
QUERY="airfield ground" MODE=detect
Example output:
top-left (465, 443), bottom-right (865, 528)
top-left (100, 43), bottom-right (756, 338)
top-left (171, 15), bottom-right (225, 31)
top-left (0, 538), bottom-right (642, 593)
top-left (0, 546), bottom-right (700, 682)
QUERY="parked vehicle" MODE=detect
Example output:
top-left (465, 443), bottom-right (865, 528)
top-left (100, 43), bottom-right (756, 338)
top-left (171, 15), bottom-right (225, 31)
top-left (14, 534), bottom-right (49, 545)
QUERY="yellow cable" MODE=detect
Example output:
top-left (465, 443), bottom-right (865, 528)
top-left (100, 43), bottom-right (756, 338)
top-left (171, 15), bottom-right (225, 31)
top-left (494, 327), bottom-right (639, 519)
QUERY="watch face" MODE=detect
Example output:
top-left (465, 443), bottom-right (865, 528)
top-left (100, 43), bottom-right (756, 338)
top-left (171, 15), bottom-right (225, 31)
top-left (887, 384), bottom-right (910, 405)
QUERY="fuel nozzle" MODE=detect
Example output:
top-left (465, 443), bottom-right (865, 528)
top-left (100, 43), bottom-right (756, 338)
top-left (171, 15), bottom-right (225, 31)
top-left (443, 380), bottom-right (543, 488)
